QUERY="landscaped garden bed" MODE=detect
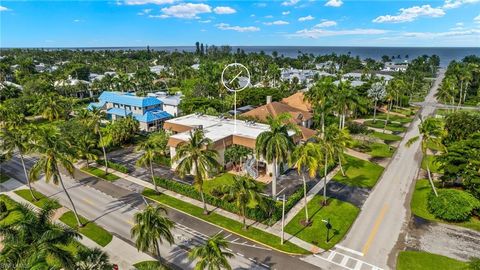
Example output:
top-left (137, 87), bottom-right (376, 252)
top-left (284, 195), bottom-right (359, 250)
top-left (142, 189), bottom-right (309, 254)
top-left (332, 155), bottom-right (384, 188)
top-left (82, 166), bottom-right (120, 181)
top-left (60, 211), bottom-right (113, 247)
top-left (14, 189), bottom-right (61, 209)
top-left (397, 251), bottom-right (467, 270)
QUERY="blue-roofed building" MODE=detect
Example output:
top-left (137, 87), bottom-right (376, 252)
top-left (88, 91), bottom-right (172, 132)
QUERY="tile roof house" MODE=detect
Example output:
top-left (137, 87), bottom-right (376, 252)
top-left (88, 91), bottom-right (172, 132)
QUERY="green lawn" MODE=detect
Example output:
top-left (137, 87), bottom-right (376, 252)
top-left (411, 179), bottom-right (480, 232)
top-left (392, 106), bottom-right (418, 117)
top-left (397, 251), bottom-right (467, 270)
top-left (0, 194), bottom-right (24, 226)
top-left (285, 196), bottom-right (359, 250)
top-left (14, 189), bottom-right (61, 210)
top-left (421, 155), bottom-right (443, 174)
top-left (352, 140), bottom-right (395, 158)
top-left (59, 211), bottom-right (113, 247)
top-left (370, 131), bottom-right (402, 142)
top-left (332, 155), bottom-right (384, 188)
top-left (0, 172), bottom-right (10, 183)
top-left (142, 189), bottom-right (309, 254)
top-left (134, 260), bottom-right (171, 270)
top-left (82, 166), bottom-right (120, 181)
top-left (204, 173), bottom-right (267, 195)
top-left (364, 120), bottom-right (407, 133)
top-left (364, 113), bottom-right (413, 124)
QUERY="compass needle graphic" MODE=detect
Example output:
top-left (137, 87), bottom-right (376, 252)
top-left (221, 63), bottom-right (251, 134)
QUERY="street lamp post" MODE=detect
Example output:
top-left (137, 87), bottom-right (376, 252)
top-left (322, 218), bottom-right (332, 243)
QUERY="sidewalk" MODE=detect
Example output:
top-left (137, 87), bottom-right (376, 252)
top-left (86, 162), bottom-right (325, 254)
top-left (346, 148), bottom-right (390, 167)
top-left (3, 179), bottom-right (154, 269)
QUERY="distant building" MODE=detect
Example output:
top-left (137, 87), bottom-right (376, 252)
top-left (150, 65), bottom-right (166, 74)
top-left (280, 68), bottom-right (332, 84)
top-left (35, 63), bottom-right (47, 72)
top-left (147, 92), bottom-right (182, 117)
top-left (382, 62), bottom-right (408, 72)
top-left (191, 64), bottom-right (200, 70)
top-left (88, 91), bottom-right (172, 132)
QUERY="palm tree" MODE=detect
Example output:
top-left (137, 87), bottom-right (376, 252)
top-left (34, 93), bottom-right (70, 121)
top-left (304, 77), bottom-right (335, 135)
top-left (335, 81), bottom-right (360, 129)
top-left (29, 127), bottom-right (83, 227)
top-left (222, 175), bottom-right (266, 229)
top-left (77, 108), bottom-right (110, 174)
top-left (367, 82), bottom-right (386, 123)
top-left (1, 125), bottom-right (38, 200)
top-left (328, 126), bottom-right (351, 177)
top-left (188, 234), bottom-right (233, 270)
top-left (316, 125), bottom-right (336, 205)
top-left (406, 117), bottom-right (446, 197)
top-left (75, 133), bottom-right (100, 169)
top-left (136, 136), bottom-right (165, 192)
top-left (290, 142), bottom-right (320, 224)
top-left (255, 113), bottom-right (299, 197)
top-left (0, 201), bottom-right (80, 269)
top-left (131, 205), bottom-right (175, 263)
top-left (75, 247), bottom-right (113, 270)
top-left (173, 129), bottom-right (220, 214)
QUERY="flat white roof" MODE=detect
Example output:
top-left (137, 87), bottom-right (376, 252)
top-left (167, 114), bottom-right (274, 142)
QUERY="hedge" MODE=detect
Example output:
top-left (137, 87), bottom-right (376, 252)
top-left (428, 189), bottom-right (480, 222)
top-left (96, 159), bottom-right (129, 173)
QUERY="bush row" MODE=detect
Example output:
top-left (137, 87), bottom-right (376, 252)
top-left (428, 189), bottom-right (480, 222)
top-left (96, 159), bottom-right (129, 173)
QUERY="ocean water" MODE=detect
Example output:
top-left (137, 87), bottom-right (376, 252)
top-left (51, 46), bottom-right (480, 67)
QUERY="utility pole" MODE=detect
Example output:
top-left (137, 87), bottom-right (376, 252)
top-left (281, 194), bottom-right (286, 245)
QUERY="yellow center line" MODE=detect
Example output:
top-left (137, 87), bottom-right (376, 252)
top-left (362, 204), bottom-right (389, 255)
top-left (82, 198), bottom-right (94, 205)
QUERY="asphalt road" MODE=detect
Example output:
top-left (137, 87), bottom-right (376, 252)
top-left (1, 155), bottom-right (320, 270)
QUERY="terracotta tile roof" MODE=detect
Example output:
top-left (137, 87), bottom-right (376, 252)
top-left (241, 101), bottom-right (312, 125)
top-left (297, 125), bottom-right (317, 140)
top-left (281, 92), bottom-right (312, 112)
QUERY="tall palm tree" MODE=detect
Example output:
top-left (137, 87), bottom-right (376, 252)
top-left (406, 117), bottom-right (446, 197)
top-left (188, 234), bottom-right (233, 270)
top-left (328, 126), bottom-right (351, 177)
top-left (75, 133), bottom-right (100, 169)
top-left (131, 205), bottom-right (175, 263)
top-left (290, 142), bottom-right (320, 224)
top-left (136, 136), bottom-right (164, 192)
top-left (0, 201), bottom-right (80, 269)
top-left (335, 81), bottom-right (360, 129)
top-left (75, 247), bottom-right (113, 270)
top-left (222, 175), bottom-right (266, 229)
top-left (173, 129), bottom-right (220, 214)
top-left (77, 108), bottom-right (110, 174)
top-left (29, 127), bottom-right (83, 227)
top-left (1, 125), bottom-right (38, 200)
top-left (255, 113), bottom-right (299, 197)
top-left (304, 77), bottom-right (335, 135)
top-left (316, 125), bottom-right (336, 205)
top-left (34, 93), bottom-right (70, 121)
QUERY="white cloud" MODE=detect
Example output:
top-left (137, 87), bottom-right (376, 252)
top-left (282, 11), bottom-right (290, 15)
top-left (216, 23), bottom-right (260, 32)
top-left (149, 14), bottom-right (170, 18)
top-left (373, 5), bottom-right (445, 23)
top-left (325, 0), bottom-right (343, 7)
top-left (282, 0), bottom-right (300, 6)
top-left (403, 28), bottom-right (480, 38)
top-left (213, 6), bottom-right (236, 14)
top-left (73, 19), bottom-right (85, 23)
top-left (315, 20), bottom-right (337, 27)
top-left (293, 28), bottom-right (388, 38)
top-left (198, 19), bottom-right (211, 23)
top-left (124, 0), bottom-right (175, 5)
top-left (137, 8), bottom-right (152, 15)
top-left (161, 3), bottom-right (212, 19)
top-left (456, 22), bottom-right (464, 26)
top-left (475, 14), bottom-right (480, 23)
top-left (0, 6), bottom-right (10, 11)
top-left (443, 0), bottom-right (480, 9)
top-left (298, 15), bottom-right (314, 21)
top-left (264, 20), bottom-right (290, 25)
top-left (264, 15), bottom-right (273, 18)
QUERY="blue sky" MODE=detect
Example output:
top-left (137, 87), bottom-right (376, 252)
top-left (1, 0), bottom-right (479, 47)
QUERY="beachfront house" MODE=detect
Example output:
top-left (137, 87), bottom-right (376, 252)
top-left (147, 91), bottom-right (182, 117)
top-left (88, 91), bottom-right (172, 132)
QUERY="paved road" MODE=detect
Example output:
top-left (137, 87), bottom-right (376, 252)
top-left (307, 69), bottom-right (446, 270)
top-left (1, 155), bottom-right (320, 270)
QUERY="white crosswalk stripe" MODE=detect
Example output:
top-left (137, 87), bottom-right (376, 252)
top-left (313, 250), bottom-right (384, 270)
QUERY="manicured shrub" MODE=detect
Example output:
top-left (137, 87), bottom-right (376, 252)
top-left (346, 121), bottom-right (369, 135)
top-left (469, 258), bottom-right (480, 270)
top-left (96, 159), bottom-right (129, 173)
top-left (428, 189), bottom-right (480, 222)
top-left (0, 201), bottom-right (7, 213)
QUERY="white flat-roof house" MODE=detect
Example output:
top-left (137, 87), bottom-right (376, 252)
top-left (382, 62), bottom-right (408, 72)
top-left (164, 114), bottom-right (298, 181)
